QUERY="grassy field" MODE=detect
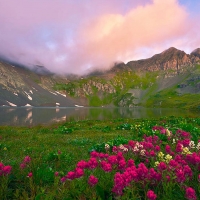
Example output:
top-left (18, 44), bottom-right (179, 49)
top-left (1, 117), bottom-right (200, 199)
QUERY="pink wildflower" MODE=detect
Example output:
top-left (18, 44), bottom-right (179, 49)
top-left (157, 162), bottom-right (167, 171)
top-left (66, 171), bottom-right (76, 180)
top-left (27, 172), bottom-right (33, 178)
top-left (147, 190), bottom-right (157, 200)
top-left (185, 187), bottom-right (197, 200)
top-left (101, 161), bottom-right (112, 172)
top-left (88, 158), bottom-right (98, 169)
top-left (23, 156), bottom-right (31, 163)
top-left (155, 145), bottom-right (160, 152)
top-left (3, 165), bottom-right (12, 175)
top-left (54, 171), bottom-right (59, 176)
top-left (90, 151), bottom-right (99, 158)
top-left (60, 176), bottom-right (67, 183)
top-left (165, 145), bottom-right (171, 154)
top-left (76, 160), bottom-right (88, 169)
top-left (75, 168), bottom-right (84, 178)
top-left (20, 163), bottom-right (26, 170)
top-left (88, 175), bottom-right (98, 186)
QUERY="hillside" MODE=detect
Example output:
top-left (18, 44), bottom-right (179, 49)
top-left (1, 47), bottom-right (200, 109)
top-left (0, 61), bottom-right (85, 107)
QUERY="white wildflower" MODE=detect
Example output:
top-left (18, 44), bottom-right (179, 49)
top-left (189, 141), bottom-right (195, 149)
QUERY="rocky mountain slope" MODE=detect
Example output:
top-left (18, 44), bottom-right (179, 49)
top-left (1, 47), bottom-right (200, 109)
top-left (0, 61), bottom-right (85, 107)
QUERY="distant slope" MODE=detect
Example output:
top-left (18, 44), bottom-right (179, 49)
top-left (1, 47), bottom-right (200, 109)
top-left (0, 61), bottom-right (86, 107)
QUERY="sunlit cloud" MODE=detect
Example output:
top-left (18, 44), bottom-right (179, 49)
top-left (0, 0), bottom-right (199, 75)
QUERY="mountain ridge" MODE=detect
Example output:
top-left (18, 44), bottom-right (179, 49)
top-left (1, 47), bottom-right (200, 109)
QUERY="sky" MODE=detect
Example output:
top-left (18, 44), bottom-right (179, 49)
top-left (0, 0), bottom-right (200, 75)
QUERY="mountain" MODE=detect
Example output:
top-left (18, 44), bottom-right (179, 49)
top-left (1, 47), bottom-right (200, 109)
top-left (0, 60), bottom-right (86, 107)
top-left (126, 47), bottom-right (199, 74)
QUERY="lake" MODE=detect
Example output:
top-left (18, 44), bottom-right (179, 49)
top-left (0, 107), bottom-right (199, 126)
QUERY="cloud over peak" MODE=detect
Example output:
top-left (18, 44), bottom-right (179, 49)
top-left (0, 0), bottom-right (199, 75)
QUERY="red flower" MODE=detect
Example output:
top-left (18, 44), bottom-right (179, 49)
top-left (185, 187), bottom-right (196, 200)
top-left (147, 190), bottom-right (157, 200)
top-left (27, 172), bottom-right (33, 178)
top-left (88, 175), bottom-right (98, 186)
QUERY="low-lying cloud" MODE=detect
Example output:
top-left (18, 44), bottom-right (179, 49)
top-left (0, 0), bottom-right (199, 75)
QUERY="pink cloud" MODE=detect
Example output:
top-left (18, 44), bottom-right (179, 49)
top-left (0, 0), bottom-right (198, 75)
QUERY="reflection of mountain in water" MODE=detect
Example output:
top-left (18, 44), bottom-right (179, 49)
top-left (0, 107), bottom-right (199, 126)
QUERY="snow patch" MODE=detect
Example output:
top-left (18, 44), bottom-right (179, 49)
top-left (49, 91), bottom-right (57, 95)
top-left (56, 91), bottom-right (66, 97)
top-left (24, 104), bottom-right (32, 107)
top-left (56, 102), bottom-right (60, 106)
top-left (75, 104), bottom-right (84, 107)
top-left (24, 91), bottom-right (32, 100)
top-left (6, 101), bottom-right (17, 107)
top-left (29, 90), bottom-right (33, 94)
top-left (14, 93), bottom-right (18, 96)
top-left (32, 87), bottom-right (38, 91)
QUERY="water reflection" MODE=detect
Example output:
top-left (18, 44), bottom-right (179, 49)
top-left (0, 107), bottom-right (199, 126)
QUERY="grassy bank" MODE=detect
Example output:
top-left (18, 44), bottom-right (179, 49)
top-left (1, 117), bottom-right (200, 199)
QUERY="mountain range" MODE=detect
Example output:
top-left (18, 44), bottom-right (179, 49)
top-left (0, 47), bottom-right (200, 109)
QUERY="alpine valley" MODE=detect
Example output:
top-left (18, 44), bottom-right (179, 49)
top-left (1, 47), bottom-right (200, 110)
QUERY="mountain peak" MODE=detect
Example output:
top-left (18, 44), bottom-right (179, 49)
top-left (191, 48), bottom-right (200, 58)
top-left (161, 47), bottom-right (183, 55)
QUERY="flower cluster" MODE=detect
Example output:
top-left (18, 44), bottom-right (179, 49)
top-left (20, 156), bottom-right (31, 170)
top-left (60, 126), bottom-right (199, 199)
top-left (0, 162), bottom-right (12, 176)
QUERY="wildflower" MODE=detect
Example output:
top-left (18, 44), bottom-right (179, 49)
top-left (20, 163), bottom-right (26, 170)
top-left (176, 143), bottom-right (183, 153)
top-left (149, 150), bottom-right (156, 157)
top-left (27, 172), bottom-right (33, 178)
top-left (90, 151), bottom-right (99, 158)
top-left (185, 187), bottom-right (197, 200)
top-left (23, 156), bottom-right (31, 163)
top-left (155, 145), bottom-right (160, 152)
top-left (157, 162), bottom-right (167, 171)
top-left (140, 149), bottom-right (146, 156)
top-left (158, 152), bottom-right (164, 161)
top-left (189, 141), bottom-right (195, 149)
top-left (58, 150), bottom-right (61, 154)
top-left (165, 145), bottom-right (171, 154)
top-left (196, 142), bottom-right (200, 150)
top-left (147, 190), bottom-right (157, 200)
top-left (101, 161), bottom-right (112, 172)
top-left (88, 158), bottom-right (98, 169)
top-left (75, 168), bottom-right (84, 178)
top-left (172, 139), bottom-right (177, 144)
top-left (182, 147), bottom-right (192, 155)
top-left (60, 176), bottom-right (67, 183)
top-left (3, 147), bottom-right (7, 151)
top-left (165, 154), bottom-right (172, 163)
top-left (76, 160), bottom-right (88, 169)
top-left (66, 171), bottom-right (76, 180)
top-left (54, 171), bottom-right (59, 176)
top-left (108, 155), bottom-right (118, 165)
top-left (88, 175), bottom-right (98, 186)
top-left (166, 129), bottom-right (171, 137)
top-left (154, 161), bottom-right (160, 167)
top-left (105, 144), bottom-right (110, 151)
top-left (127, 159), bottom-right (135, 167)
top-left (3, 165), bottom-right (12, 175)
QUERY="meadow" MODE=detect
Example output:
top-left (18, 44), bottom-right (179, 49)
top-left (1, 116), bottom-right (200, 199)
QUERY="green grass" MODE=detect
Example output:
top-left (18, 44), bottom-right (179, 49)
top-left (1, 117), bottom-right (200, 198)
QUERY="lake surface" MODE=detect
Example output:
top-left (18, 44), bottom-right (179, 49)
top-left (0, 107), bottom-right (199, 126)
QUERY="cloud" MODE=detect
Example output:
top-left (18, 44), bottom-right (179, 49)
top-left (0, 0), bottom-right (197, 75)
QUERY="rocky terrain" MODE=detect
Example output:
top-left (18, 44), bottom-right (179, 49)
top-left (0, 61), bottom-right (85, 107)
top-left (1, 47), bottom-right (200, 109)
